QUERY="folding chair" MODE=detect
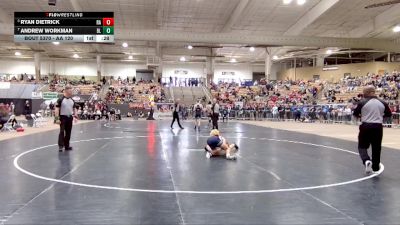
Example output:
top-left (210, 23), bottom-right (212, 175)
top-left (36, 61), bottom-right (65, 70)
top-left (1, 115), bottom-right (15, 132)
top-left (31, 114), bottom-right (41, 128)
top-left (36, 113), bottom-right (48, 125)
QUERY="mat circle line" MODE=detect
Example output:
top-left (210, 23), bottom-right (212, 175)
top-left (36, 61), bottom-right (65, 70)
top-left (13, 136), bottom-right (383, 194)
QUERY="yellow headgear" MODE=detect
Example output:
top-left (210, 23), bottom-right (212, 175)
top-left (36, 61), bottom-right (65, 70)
top-left (210, 129), bottom-right (220, 136)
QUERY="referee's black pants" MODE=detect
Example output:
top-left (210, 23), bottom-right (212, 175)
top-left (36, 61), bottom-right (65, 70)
top-left (358, 123), bottom-right (383, 171)
top-left (58, 115), bottom-right (73, 149)
top-left (171, 111), bottom-right (183, 128)
top-left (212, 113), bottom-right (219, 129)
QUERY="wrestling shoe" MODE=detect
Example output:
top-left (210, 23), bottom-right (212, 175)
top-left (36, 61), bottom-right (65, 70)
top-left (226, 154), bottom-right (237, 160)
top-left (229, 144), bottom-right (239, 153)
top-left (206, 152), bottom-right (212, 159)
top-left (365, 160), bottom-right (372, 174)
top-left (372, 163), bottom-right (384, 175)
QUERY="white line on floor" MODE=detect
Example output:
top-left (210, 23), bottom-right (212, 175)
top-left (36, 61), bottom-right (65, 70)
top-left (159, 132), bottom-right (186, 225)
top-left (187, 148), bottom-right (204, 152)
top-left (237, 155), bottom-right (282, 181)
top-left (301, 191), bottom-right (364, 225)
top-left (4, 141), bottom-right (111, 224)
top-left (13, 136), bottom-right (384, 194)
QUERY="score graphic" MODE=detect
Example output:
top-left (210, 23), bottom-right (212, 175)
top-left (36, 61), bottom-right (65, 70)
top-left (14, 12), bottom-right (114, 43)
top-left (102, 18), bottom-right (114, 35)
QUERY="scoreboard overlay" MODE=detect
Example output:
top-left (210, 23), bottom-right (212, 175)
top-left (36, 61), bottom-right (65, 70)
top-left (14, 12), bottom-right (114, 43)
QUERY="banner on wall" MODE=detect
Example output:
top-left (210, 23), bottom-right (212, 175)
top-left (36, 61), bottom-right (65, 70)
top-left (174, 70), bottom-right (188, 75)
top-left (129, 102), bottom-right (144, 109)
top-left (0, 82), bottom-right (10, 89)
top-left (31, 92), bottom-right (43, 99)
top-left (222, 72), bottom-right (235, 76)
top-left (42, 92), bottom-right (59, 100)
top-left (322, 66), bottom-right (339, 71)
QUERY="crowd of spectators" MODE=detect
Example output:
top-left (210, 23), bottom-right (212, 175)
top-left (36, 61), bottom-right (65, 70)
top-left (2, 70), bottom-right (400, 126)
top-left (203, 73), bottom-right (400, 124)
top-left (75, 100), bottom-right (122, 120)
top-left (210, 79), bottom-right (321, 110)
top-left (48, 76), bottom-right (101, 96)
top-left (0, 74), bottom-right (37, 83)
top-left (323, 71), bottom-right (400, 103)
top-left (105, 80), bottom-right (167, 104)
top-left (0, 103), bottom-right (19, 130)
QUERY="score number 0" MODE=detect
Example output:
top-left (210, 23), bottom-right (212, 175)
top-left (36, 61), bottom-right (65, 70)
top-left (102, 18), bottom-right (114, 35)
top-left (103, 18), bottom-right (114, 26)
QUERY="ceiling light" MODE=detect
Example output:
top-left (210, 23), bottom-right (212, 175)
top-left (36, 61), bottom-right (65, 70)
top-left (283, 0), bottom-right (292, 4)
top-left (52, 42), bottom-right (60, 45)
top-left (14, 52), bottom-right (21, 56)
top-left (249, 47), bottom-right (255, 52)
top-left (122, 42), bottom-right (128, 48)
top-left (73, 53), bottom-right (79, 58)
top-left (297, 0), bottom-right (306, 5)
top-left (273, 55), bottom-right (279, 60)
top-left (393, 25), bottom-right (400, 33)
top-left (128, 55), bottom-right (133, 60)
top-left (326, 49), bottom-right (333, 55)
top-left (187, 45), bottom-right (193, 50)
top-left (180, 56), bottom-right (186, 62)
top-left (230, 58), bottom-right (237, 63)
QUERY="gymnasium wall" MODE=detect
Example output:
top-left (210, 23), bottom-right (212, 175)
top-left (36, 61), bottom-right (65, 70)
top-left (252, 65), bottom-right (264, 73)
top-left (0, 60), bottom-right (35, 75)
top-left (163, 63), bottom-right (260, 82)
top-left (162, 63), bottom-right (205, 78)
top-left (0, 59), bottom-right (147, 78)
top-left (277, 62), bottom-right (400, 82)
top-left (49, 61), bottom-right (98, 77)
top-left (252, 64), bottom-right (280, 80)
top-left (6, 59), bottom-right (398, 83)
top-left (102, 63), bottom-right (147, 78)
top-left (214, 63), bottom-right (252, 83)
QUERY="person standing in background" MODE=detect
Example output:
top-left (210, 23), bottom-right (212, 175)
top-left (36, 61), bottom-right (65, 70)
top-left (24, 100), bottom-right (31, 115)
top-left (55, 85), bottom-right (78, 152)
top-left (171, 99), bottom-right (184, 129)
top-left (49, 102), bottom-right (55, 117)
top-left (206, 101), bottom-right (212, 128)
top-left (193, 100), bottom-right (203, 130)
top-left (353, 86), bottom-right (392, 174)
top-left (10, 102), bottom-right (15, 115)
top-left (211, 98), bottom-right (220, 130)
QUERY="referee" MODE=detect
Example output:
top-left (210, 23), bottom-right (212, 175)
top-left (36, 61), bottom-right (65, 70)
top-left (353, 86), bottom-right (392, 174)
top-left (171, 99), bottom-right (184, 129)
top-left (55, 85), bottom-right (78, 152)
top-left (211, 98), bottom-right (220, 130)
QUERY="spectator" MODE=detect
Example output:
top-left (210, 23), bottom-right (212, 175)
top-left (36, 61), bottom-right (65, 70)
top-left (24, 100), bottom-right (31, 115)
top-left (211, 98), bottom-right (220, 129)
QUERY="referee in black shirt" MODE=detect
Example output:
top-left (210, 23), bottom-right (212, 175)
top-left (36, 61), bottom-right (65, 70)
top-left (353, 86), bottom-right (392, 174)
top-left (171, 99), bottom-right (184, 129)
top-left (55, 85), bottom-right (78, 152)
